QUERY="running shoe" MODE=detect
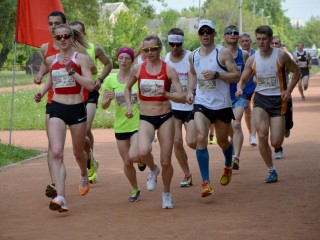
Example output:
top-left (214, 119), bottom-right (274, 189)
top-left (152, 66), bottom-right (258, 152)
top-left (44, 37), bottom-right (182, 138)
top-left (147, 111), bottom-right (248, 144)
top-left (265, 170), bottom-right (278, 183)
top-left (88, 151), bottom-right (99, 183)
top-left (232, 157), bottom-right (240, 170)
top-left (220, 167), bottom-right (232, 186)
top-left (249, 135), bottom-right (257, 146)
top-left (301, 96), bottom-right (306, 101)
top-left (45, 183), bottom-right (57, 198)
top-left (147, 165), bottom-right (160, 191)
top-left (138, 162), bottom-right (146, 171)
top-left (128, 188), bottom-right (141, 202)
top-left (201, 180), bottom-right (214, 197)
top-left (162, 192), bottom-right (173, 209)
top-left (49, 196), bottom-right (68, 212)
top-left (208, 135), bottom-right (216, 145)
top-left (179, 173), bottom-right (192, 187)
top-left (274, 150), bottom-right (283, 159)
top-left (79, 176), bottom-right (90, 196)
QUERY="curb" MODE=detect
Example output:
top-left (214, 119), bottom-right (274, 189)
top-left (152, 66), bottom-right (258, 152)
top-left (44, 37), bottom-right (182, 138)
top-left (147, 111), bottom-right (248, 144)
top-left (0, 153), bottom-right (47, 171)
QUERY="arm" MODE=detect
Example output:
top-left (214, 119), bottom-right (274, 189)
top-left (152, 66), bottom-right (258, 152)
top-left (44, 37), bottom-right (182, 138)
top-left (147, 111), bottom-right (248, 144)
top-left (34, 43), bottom-right (49, 85)
top-left (236, 56), bottom-right (254, 98)
top-left (186, 53), bottom-right (197, 104)
top-left (101, 90), bottom-right (115, 109)
top-left (281, 51), bottom-right (301, 101)
top-left (158, 65), bottom-right (186, 104)
top-left (124, 65), bottom-right (139, 118)
top-left (94, 44), bottom-right (113, 89)
top-left (66, 54), bottom-right (95, 92)
top-left (307, 52), bottom-right (312, 69)
top-left (219, 48), bottom-right (240, 83)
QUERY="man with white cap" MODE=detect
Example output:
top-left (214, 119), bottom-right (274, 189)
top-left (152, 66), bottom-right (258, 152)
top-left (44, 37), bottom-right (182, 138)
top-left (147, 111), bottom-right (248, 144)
top-left (164, 27), bottom-right (196, 188)
top-left (187, 20), bottom-right (239, 197)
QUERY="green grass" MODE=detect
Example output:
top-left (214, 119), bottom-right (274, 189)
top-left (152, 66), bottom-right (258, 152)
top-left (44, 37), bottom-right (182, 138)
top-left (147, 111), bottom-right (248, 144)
top-left (0, 70), bottom-right (35, 88)
top-left (0, 88), bottom-right (115, 130)
top-left (0, 143), bottom-right (43, 167)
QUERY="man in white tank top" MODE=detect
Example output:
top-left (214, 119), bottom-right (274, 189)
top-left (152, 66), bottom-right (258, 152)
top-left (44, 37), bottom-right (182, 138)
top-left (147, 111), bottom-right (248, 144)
top-left (236, 25), bottom-right (301, 184)
top-left (164, 28), bottom-right (196, 188)
top-left (186, 20), bottom-right (240, 198)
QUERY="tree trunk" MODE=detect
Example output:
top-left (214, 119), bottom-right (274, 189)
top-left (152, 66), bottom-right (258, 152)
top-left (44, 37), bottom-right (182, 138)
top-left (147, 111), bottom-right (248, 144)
top-left (0, 43), bottom-right (11, 71)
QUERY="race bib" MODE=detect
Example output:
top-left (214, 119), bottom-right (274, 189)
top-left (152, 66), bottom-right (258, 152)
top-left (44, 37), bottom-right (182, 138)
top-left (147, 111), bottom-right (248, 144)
top-left (52, 68), bottom-right (76, 88)
top-left (299, 61), bottom-right (308, 68)
top-left (115, 90), bottom-right (138, 107)
top-left (140, 79), bottom-right (164, 97)
top-left (256, 73), bottom-right (278, 88)
top-left (197, 73), bottom-right (216, 91)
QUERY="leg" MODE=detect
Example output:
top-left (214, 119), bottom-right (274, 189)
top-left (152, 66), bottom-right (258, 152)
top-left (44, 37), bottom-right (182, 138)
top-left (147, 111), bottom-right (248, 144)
top-left (86, 103), bottom-right (96, 150)
top-left (245, 98), bottom-right (257, 146)
top-left (231, 106), bottom-right (245, 159)
top-left (297, 79), bottom-right (305, 99)
top-left (48, 118), bottom-right (67, 198)
top-left (157, 117), bottom-right (175, 193)
top-left (302, 75), bottom-right (309, 91)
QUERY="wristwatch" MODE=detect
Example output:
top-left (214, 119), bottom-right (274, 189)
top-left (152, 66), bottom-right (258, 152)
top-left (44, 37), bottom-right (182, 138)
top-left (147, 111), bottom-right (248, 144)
top-left (213, 71), bottom-right (220, 79)
top-left (68, 68), bottom-right (76, 76)
top-left (98, 77), bottom-right (104, 83)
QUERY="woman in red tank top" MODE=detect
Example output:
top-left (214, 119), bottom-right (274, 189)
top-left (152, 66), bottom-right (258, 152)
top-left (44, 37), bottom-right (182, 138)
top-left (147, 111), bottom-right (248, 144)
top-left (45, 24), bottom-right (95, 213)
top-left (124, 35), bottom-right (186, 209)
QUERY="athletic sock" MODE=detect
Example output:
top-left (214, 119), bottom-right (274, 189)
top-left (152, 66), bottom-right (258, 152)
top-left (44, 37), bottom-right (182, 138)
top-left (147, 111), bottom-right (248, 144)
top-left (268, 166), bottom-right (276, 172)
top-left (196, 148), bottom-right (209, 181)
top-left (222, 143), bottom-right (233, 168)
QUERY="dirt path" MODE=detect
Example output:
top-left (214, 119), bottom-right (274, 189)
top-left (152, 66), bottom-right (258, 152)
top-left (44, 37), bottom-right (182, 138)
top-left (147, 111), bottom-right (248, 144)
top-left (1, 74), bottom-right (320, 240)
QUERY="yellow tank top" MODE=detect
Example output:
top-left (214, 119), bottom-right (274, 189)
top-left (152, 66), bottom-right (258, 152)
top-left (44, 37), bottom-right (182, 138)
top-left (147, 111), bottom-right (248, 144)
top-left (87, 42), bottom-right (98, 80)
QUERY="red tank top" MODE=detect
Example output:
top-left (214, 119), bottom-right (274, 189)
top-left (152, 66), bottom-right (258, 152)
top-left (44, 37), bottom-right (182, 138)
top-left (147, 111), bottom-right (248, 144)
top-left (45, 40), bottom-right (59, 103)
top-left (51, 52), bottom-right (84, 95)
top-left (138, 61), bottom-right (171, 101)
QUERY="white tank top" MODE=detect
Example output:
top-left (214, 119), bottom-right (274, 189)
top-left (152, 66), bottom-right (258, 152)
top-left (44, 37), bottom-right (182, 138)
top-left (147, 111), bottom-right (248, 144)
top-left (165, 50), bottom-right (193, 111)
top-left (253, 48), bottom-right (286, 96)
top-left (193, 44), bottom-right (231, 110)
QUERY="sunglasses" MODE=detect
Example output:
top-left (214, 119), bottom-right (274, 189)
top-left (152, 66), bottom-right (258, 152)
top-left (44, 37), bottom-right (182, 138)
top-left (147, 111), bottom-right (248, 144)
top-left (198, 29), bottom-right (214, 36)
top-left (142, 45), bottom-right (160, 53)
top-left (55, 34), bottom-right (71, 41)
top-left (224, 31), bottom-right (239, 36)
top-left (169, 42), bottom-right (183, 47)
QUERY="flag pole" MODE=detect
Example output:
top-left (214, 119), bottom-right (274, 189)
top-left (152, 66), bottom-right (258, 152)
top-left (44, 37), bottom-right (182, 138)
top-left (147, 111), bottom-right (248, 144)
top-left (9, 42), bottom-right (17, 144)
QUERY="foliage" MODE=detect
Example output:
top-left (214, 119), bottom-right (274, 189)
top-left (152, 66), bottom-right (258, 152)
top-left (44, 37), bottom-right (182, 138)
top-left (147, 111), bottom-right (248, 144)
top-left (297, 17), bottom-right (320, 47)
top-left (0, 143), bottom-right (42, 167)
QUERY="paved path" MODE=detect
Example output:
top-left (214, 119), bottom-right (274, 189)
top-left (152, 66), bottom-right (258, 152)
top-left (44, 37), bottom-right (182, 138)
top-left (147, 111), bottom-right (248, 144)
top-left (1, 73), bottom-right (320, 240)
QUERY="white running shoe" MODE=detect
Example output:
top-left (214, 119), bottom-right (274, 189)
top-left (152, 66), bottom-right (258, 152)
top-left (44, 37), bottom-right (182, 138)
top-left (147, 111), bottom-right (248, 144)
top-left (49, 196), bottom-right (68, 212)
top-left (274, 151), bottom-right (283, 159)
top-left (249, 135), bottom-right (257, 146)
top-left (147, 165), bottom-right (160, 191)
top-left (162, 192), bottom-right (173, 209)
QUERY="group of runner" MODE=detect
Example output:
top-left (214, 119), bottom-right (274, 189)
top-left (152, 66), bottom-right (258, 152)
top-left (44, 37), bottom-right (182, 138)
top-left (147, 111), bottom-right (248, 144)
top-left (35, 11), bottom-right (307, 212)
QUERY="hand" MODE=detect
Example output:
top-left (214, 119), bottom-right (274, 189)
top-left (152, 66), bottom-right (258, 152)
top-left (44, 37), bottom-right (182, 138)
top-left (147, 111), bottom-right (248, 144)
top-left (34, 73), bottom-right (43, 85)
top-left (235, 89), bottom-right (243, 98)
top-left (201, 70), bottom-right (214, 80)
top-left (106, 90), bottom-right (115, 100)
top-left (186, 92), bottom-right (194, 105)
top-left (94, 80), bottom-right (101, 91)
top-left (155, 84), bottom-right (166, 96)
top-left (281, 90), bottom-right (291, 102)
top-left (34, 92), bottom-right (42, 103)
top-left (125, 107), bottom-right (133, 119)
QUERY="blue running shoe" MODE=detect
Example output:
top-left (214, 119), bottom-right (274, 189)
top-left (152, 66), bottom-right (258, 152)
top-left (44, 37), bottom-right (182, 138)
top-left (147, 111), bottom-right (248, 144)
top-left (265, 170), bottom-right (278, 183)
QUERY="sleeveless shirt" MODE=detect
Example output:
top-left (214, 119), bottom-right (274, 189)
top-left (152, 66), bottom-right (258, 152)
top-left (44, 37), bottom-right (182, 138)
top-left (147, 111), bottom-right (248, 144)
top-left (252, 48), bottom-right (287, 96)
top-left (193, 44), bottom-right (231, 110)
top-left (165, 50), bottom-right (193, 111)
top-left (138, 61), bottom-right (171, 102)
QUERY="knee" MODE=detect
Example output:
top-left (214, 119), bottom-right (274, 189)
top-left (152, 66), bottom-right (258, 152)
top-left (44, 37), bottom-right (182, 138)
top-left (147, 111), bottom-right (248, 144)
top-left (217, 138), bottom-right (229, 149)
top-left (186, 139), bottom-right (197, 150)
top-left (73, 150), bottom-right (85, 161)
top-left (257, 134), bottom-right (268, 144)
top-left (51, 149), bottom-right (63, 162)
top-left (123, 158), bottom-right (134, 168)
top-left (160, 160), bottom-right (172, 170)
top-left (232, 120), bottom-right (242, 131)
top-left (174, 138), bottom-right (183, 149)
top-left (139, 148), bottom-right (151, 160)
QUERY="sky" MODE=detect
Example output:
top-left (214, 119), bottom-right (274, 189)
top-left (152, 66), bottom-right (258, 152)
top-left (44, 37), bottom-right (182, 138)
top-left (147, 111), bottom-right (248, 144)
top-left (150, 0), bottom-right (320, 26)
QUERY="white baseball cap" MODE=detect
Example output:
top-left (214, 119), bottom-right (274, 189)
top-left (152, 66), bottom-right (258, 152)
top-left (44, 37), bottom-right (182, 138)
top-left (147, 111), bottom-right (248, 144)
top-left (198, 20), bottom-right (215, 31)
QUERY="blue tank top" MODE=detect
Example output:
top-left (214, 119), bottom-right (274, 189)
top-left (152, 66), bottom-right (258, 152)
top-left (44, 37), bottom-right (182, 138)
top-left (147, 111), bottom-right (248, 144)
top-left (230, 48), bottom-right (246, 101)
top-left (244, 49), bottom-right (256, 95)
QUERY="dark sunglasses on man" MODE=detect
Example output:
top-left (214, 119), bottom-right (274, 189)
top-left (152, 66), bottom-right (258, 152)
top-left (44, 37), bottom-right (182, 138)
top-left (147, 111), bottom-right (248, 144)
top-left (198, 28), bottom-right (215, 36)
top-left (169, 42), bottom-right (183, 47)
top-left (224, 30), bottom-right (239, 36)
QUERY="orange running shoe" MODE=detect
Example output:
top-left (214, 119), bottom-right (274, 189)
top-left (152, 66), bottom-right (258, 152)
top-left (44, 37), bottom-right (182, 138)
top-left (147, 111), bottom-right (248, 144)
top-left (79, 176), bottom-right (90, 196)
top-left (201, 180), bottom-right (214, 197)
top-left (220, 167), bottom-right (232, 186)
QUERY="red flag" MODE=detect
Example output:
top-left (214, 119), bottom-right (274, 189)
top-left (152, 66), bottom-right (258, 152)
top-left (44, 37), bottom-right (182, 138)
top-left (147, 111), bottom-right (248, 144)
top-left (15, 0), bottom-right (64, 48)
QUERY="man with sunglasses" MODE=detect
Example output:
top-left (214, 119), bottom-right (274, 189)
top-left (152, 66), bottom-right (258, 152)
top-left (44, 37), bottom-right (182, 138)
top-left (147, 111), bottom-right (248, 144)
top-left (236, 26), bottom-right (301, 183)
top-left (164, 28), bottom-right (196, 188)
top-left (239, 32), bottom-right (257, 147)
top-left (187, 20), bottom-right (240, 198)
top-left (70, 21), bottom-right (113, 184)
top-left (223, 25), bottom-right (249, 171)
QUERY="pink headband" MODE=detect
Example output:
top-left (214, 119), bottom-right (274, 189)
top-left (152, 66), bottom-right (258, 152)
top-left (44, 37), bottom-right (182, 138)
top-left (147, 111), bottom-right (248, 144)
top-left (117, 47), bottom-right (134, 62)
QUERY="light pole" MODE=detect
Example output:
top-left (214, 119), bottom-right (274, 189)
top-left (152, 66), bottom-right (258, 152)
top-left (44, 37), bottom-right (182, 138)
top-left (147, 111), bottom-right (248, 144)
top-left (198, 0), bottom-right (201, 25)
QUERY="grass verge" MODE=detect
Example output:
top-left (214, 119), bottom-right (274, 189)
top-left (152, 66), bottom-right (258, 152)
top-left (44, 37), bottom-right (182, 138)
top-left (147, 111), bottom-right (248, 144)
top-left (0, 143), bottom-right (43, 168)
